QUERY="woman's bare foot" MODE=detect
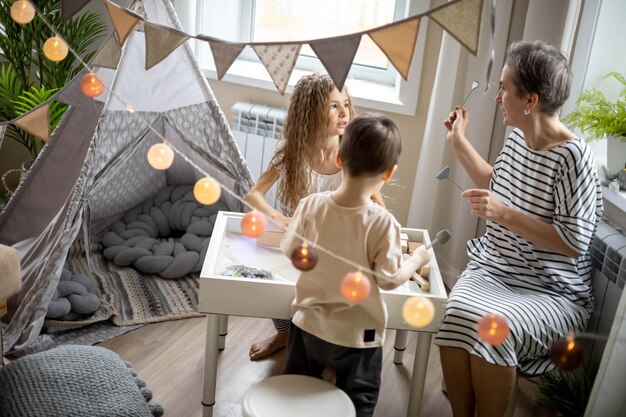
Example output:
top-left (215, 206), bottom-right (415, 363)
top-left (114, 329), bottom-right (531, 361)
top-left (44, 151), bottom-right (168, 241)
top-left (249, 330), bottom-right (288, 360)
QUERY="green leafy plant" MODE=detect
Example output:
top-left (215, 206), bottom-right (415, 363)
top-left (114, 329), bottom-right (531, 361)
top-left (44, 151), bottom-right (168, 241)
top-left (0, 0), bottom-right (107, 159)
top-left (535, 366), bottom-right (596, 417)
top-left (563, 72), bottom-right (626, 142)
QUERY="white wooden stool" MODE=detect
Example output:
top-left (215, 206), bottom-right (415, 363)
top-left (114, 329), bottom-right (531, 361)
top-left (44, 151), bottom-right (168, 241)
top-left (242, 374), bottom-right (356, 417)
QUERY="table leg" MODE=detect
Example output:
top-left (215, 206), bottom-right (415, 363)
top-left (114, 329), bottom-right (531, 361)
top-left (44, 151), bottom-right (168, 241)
top-left (393, 330), bottom-right (408, 365)
top-left (201, 314), bottom-right (221, 417)
top-left (218, 315), bottom-right (229, 350)
top-left (406, 333), bottom-right (432, 417)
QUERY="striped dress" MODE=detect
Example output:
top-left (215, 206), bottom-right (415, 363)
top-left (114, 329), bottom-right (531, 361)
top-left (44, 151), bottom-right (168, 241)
top-left (434, 128), bottom-right (604, 376)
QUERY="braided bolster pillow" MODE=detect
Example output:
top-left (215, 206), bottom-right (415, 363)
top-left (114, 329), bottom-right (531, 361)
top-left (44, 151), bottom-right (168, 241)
top-left (102, 184), bottom-right (229, 279)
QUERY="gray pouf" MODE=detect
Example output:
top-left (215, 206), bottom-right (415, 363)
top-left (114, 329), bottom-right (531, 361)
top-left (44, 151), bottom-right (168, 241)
top-left (0, 345), bottom-right (164, 417)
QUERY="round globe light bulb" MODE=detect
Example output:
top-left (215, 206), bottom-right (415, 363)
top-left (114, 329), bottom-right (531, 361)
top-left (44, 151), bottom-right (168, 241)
top-left (477, 313), bottom-right (510, 346)
top-left (291, 242), bottom-right (318, 271)
top-left (147, 143), bottom-right (174, 170)
top-left (194, 177), bottom-right (221, 205)
top-left (80, 72), bottom-right (105, 97)
top-left (11, 0), bottom-right (35, 24)
top-left (549, 333), bottom-right (583, 371)
top-left (340, 271), bottom-right (371, 303)
top-left (241, 211), bottom-right (267, 238)
top-left (402, 296), bottom-right (435, 328)
top-left (43, 35), bottom-right (69, 62)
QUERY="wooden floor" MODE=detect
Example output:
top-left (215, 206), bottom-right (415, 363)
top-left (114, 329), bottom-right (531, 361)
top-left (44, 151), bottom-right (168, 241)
top-left (99, 316), bottom-right (553, 417)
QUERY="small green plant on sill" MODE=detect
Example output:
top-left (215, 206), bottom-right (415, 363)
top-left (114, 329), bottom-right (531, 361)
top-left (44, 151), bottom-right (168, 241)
top-left (563, 71), bottom-right (626, 142)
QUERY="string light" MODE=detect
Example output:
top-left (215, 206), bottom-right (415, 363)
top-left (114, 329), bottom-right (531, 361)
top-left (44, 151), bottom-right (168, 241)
top-left (193, 177), bottom-right (221, 205)
top-left (477, 313), bottom-right (510, 346)
top-left (10, 0), bottom-right (35, 24)
top-left (126, 104), bottom-right (135, 113)
top-left (43, 35), bottom-right (69, 62)
top-left (147, 143), bottom-right (174, 170)
top-left (340, 270), bottom-right (371, 303)
top-left (549, 332), bottom-right (583, 370)
top-left (291, 242), bottom-right (318, 271)
top-left (402, 296), bottom-right (435, 328)
top-left (241, 211), bottom-right (267, 238)
top-left (80, 72), bottom-right (105, 97)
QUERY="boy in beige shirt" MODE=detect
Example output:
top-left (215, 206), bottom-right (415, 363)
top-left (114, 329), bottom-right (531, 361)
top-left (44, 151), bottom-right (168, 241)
top-left (281, 113), bottom-right (431, 417)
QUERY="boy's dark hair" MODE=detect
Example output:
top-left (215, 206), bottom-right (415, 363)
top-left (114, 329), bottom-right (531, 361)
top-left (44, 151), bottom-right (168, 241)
top-left (339, 113), bottom-right (402, 177)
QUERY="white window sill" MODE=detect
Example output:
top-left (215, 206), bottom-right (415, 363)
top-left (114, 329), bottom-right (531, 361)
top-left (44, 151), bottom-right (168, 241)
top-left (201, 58), bottom-right (416, 115)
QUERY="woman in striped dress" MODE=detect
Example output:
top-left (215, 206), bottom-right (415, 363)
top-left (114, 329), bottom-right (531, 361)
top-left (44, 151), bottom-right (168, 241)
top-left (434, 40), bottom-right (603, 417)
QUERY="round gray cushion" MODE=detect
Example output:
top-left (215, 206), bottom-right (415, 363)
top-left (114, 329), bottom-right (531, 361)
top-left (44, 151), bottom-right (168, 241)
top-left (101, 184), bottom-right (228, 279)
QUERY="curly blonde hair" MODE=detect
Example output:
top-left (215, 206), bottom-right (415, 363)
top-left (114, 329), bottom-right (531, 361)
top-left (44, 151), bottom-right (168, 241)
top-left (269, 73), bottom-right (355, 214)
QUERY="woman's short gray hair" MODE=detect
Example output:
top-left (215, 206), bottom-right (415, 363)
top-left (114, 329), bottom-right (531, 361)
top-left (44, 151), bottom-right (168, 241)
top-left (505, 40), bottom-right (572, 115)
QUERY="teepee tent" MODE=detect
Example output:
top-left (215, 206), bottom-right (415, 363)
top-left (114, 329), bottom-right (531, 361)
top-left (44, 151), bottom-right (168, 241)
top-left (0, 0), bottom-right (254, 355)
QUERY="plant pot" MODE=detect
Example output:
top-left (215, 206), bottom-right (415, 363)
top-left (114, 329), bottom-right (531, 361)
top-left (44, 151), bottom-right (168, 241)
top-left (606, 136), bottom-right (626, 172)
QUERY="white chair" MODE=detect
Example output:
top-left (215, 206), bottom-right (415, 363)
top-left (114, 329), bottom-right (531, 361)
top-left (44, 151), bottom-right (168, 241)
top-left (242, 374), bottom-right (356, 417)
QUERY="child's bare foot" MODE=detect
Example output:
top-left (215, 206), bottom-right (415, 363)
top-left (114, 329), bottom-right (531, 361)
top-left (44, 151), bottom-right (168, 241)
top-left (249, 330), bottom-right (288, 360)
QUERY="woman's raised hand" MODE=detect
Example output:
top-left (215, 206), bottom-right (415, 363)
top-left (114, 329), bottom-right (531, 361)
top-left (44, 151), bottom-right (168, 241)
top-left (443, 106), bottom-right (469, 144)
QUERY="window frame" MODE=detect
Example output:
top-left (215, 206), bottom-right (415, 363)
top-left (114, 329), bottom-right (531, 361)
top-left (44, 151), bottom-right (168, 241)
top-left (176, 0), bottom-right (427, 115)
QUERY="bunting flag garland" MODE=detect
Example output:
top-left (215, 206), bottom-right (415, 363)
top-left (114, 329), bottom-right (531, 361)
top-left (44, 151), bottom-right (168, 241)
top-left (430, 0), bottom-right (484, 55)
top-left (0, 124), bottom-right (7, 150)
top-left (13, 104), bottom-right (51, 143)
top-left (144, 23), bottom-right (190, 70)
top-left (206, 40), bottom-right (246, 81)
top-left (310, 35), bottom-right (362, 92)
top-left (252, 44), bottom-right (302, 95)
top-left (61, 0), bottom-right (92, 23)
top-left (103, 0), bottom-right (140, 46)
top-left (97, 0), bottom-right (479, 94)
top-left (369, 18), bottom-right (421, 80)
top-left (91, 35), bottom-right (122, 70)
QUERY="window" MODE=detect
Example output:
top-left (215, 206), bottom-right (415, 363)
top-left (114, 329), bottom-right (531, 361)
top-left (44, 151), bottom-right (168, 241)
top-left (173, 0), bottom-right (427, 115)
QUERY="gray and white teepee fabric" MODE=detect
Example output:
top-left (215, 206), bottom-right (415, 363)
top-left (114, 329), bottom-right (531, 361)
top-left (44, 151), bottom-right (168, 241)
top-left (0, 0), bottom-right (254, 355)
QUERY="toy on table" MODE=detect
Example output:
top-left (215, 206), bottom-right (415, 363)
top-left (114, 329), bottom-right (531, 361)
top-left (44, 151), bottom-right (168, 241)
top-left (402, 229), bottom-right (451, 292)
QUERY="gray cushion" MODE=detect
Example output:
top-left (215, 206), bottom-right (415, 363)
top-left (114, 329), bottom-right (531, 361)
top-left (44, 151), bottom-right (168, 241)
top-left (0, 345), bottom-right (163, 417)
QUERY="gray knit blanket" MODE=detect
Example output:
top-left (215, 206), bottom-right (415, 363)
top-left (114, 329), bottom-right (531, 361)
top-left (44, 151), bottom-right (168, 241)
top-left (0, 345), bottom-right (163, 417)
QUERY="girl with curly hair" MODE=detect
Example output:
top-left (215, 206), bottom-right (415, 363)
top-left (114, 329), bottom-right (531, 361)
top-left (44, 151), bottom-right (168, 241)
top-left (246, 73), bottom-right (384, 360)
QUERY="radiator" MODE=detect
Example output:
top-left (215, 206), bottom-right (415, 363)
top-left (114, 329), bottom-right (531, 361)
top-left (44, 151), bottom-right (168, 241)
top-left (586, 218), bottom-right (626, 367)
top-left (231, 102), bottom-right (286, 209)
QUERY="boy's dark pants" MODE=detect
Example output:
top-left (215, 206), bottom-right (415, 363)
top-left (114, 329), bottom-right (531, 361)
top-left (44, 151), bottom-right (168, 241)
top-left (283, 323), bottom-right (382, 417)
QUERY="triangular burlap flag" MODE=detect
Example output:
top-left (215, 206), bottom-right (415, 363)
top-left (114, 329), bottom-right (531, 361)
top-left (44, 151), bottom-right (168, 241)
top-left (61, 0), bottom-right (92, 22)
top-left (207, 41), bottom-right (246, 80)
top-left (144, 23), bottom-right (190, 70)
top-left (103, 0), bottom-right (139, 46)
top-left (0, 124), bottom-right (7, 150)
top-left (252, 44), bottom-right (302, 95)
top-left (91, 35), bottom-right (122, 69)
top-left (310, 35), bottom-right (361, 91)
top-left (13, 104), bottom-right (51, 143)
top-left (369, 18), bottom-right (421, 80)
top-left (429, 0), bottom-right (483, 55)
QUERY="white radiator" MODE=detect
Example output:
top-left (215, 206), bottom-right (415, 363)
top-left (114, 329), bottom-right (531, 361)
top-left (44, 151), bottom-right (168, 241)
top-left (231, 102), bottom-right (287, 209)
top-left (586, 218), bottom-right (626, 367)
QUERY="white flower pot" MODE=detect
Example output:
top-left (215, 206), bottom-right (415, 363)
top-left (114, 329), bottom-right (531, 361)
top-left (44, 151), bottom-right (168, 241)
top-left (607, 136), bottom-right (626, 172)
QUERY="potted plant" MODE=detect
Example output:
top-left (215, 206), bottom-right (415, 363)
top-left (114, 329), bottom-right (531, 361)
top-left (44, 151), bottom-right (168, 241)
top-left (0, 0), bottom-right (106, 168)
top-left (563, 71), bottom-right (626, 173)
